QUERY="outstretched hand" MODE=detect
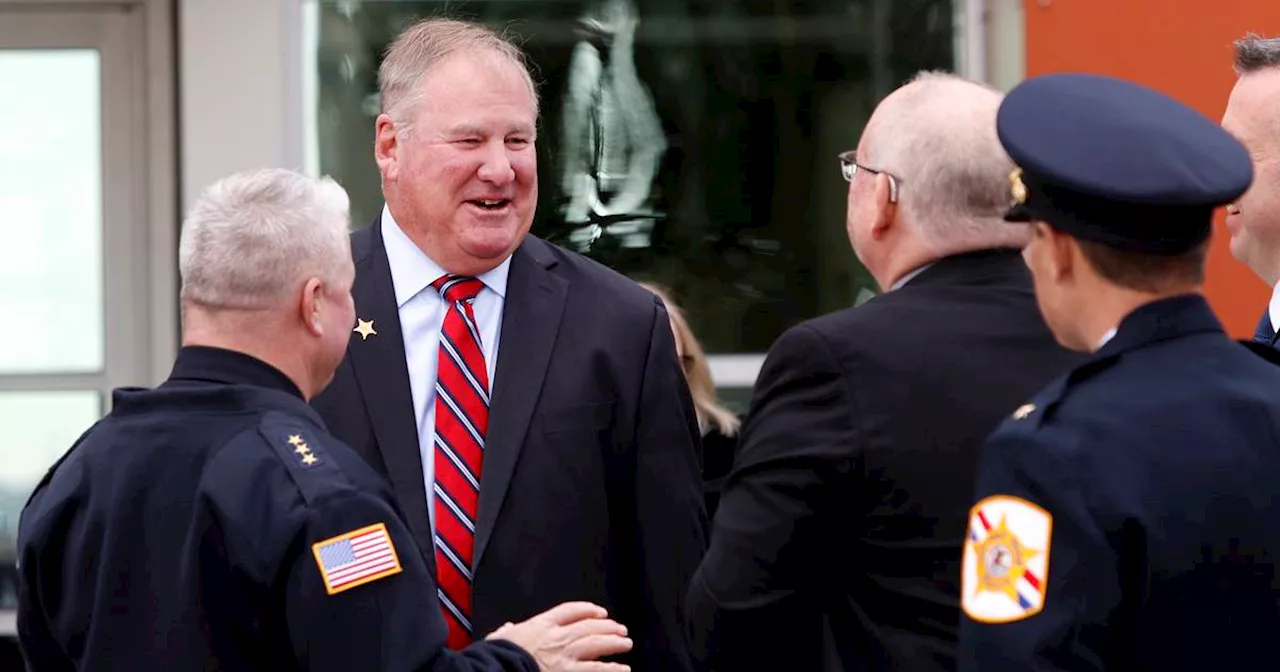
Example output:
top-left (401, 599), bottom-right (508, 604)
top-left (486, 601), bottom-right (633, 672)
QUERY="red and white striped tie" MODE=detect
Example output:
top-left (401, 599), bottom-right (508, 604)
top-left (430, 274), bottom-right (488, 650)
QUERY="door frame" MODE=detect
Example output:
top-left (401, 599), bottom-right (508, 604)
top-left (0, 0), bottom-right (176, 639)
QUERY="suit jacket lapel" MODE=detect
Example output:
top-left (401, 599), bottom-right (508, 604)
top-left (348, 218), bottom-right (435, 563)
top-left (474, 238), bottom-right (568, 566)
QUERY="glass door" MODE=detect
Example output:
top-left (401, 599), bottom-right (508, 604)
top-left (0, 3), bottom-right (160, 638)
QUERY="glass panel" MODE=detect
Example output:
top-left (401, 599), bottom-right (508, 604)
top-left (307, 1), bottom-right (954, 352)
top-left (0, 391), bottom-right (102, 609)
top-left (717, 386), bottom-right (753, 416)
top-left (0, 50), bottom-right (103, 373)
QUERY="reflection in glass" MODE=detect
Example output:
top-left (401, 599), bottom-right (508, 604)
top-left (0, 50), bottom-right (104, 374)
top-left (0, 391), bottom-right (102, 608)
top-left (560, 0), bottom-right (668, 249)
top-left (306, 1), bottom-right (954, 352)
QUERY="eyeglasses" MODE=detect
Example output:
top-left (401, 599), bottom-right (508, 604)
top-left (838, 150), bottom-right (901, 203)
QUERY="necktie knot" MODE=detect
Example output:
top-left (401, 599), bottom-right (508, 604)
top-left (432, 275), bottom-right (484, 304)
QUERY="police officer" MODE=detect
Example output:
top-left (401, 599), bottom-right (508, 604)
top-left (958, 73), bottom-right (1280, 670)
top-left (16, 168), bottom-right (632, 672)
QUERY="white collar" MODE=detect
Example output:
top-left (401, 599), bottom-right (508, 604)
top-left (1096, 327), bottom-right (1118, 350)
top-left (380, 203), bottom-right (512, 308)
top-left (1268, 282), bottom-right (1280, 332)
top-left (889, 262), bottom-right (935, 291)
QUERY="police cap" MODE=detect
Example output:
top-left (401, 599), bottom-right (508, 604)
top-left (998, 72), bottom-right (1253, 254)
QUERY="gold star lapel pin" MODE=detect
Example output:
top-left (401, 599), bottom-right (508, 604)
top-left (301, 453), bottom-right (318, 466)
top-left (353, 319), bottom-right (377, 341)
top-left (1012, 403), bottom-right (1036, 421)
top-left (287, 434), bottom-right (304, 446)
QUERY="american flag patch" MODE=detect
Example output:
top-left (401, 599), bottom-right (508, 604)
top-left (311, 522), bottom-right (403, 595)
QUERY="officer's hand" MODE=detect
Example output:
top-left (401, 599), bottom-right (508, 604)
top-left (485, 601), bottom-right (632, 672)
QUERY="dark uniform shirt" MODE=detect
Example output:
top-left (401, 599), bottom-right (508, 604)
top-left (16, 346), bottom-right (536, 672)
top-left (960, 295), bottom-right (1280, 670)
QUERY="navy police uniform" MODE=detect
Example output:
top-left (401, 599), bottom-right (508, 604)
top-left (959, 73), bottom-right (1280, 670)
top-left (16, 346), bottom-right (536, 672)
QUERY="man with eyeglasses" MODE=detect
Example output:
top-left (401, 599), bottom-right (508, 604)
top-left (684, 71), bottom-right (1082, 672)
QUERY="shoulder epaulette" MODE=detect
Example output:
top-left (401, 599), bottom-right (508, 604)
top-left (1007, 353), bottom-right (1122, 430)
top-left (257, 411), bottom-right (350, 505)
top-left (25, 420), bottom-right (104, 508)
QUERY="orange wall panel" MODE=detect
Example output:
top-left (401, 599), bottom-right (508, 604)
top-left (1025, 0), bottom-right (1280, 336)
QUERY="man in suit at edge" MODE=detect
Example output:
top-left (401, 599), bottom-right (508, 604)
top-left (1222, 33), bottom-right (1280, 347)
top-left (684, 72), bottom-right (1083, 672)
top-left (310, 18), bottom-right (706, 672)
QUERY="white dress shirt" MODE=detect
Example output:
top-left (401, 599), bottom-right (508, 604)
top-left (381, 205), bottom-right (511, 530)
top-left (1268, 283), bottom-right (1280, 333)
top-left (889, 262), bottom-right (935, 291)
top-left (1097, 327), bottom-right (1118, 351)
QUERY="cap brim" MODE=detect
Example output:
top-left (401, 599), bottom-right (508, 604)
top-left (1003, 203), bottom-right (1035, 223)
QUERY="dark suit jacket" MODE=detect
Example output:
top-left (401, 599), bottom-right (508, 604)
top-left (312, 219), bottom-right (707, 672)
top-left (686, 249), bottom-right (1084, 672)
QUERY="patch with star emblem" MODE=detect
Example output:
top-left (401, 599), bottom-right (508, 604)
top-left (962, 494), bottom-right (1052, 623)
top-left (284, 432), bottom-right (323, 468)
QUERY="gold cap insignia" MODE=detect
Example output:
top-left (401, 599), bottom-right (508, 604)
top-left (1009, 168), bottom-right (1028, 205)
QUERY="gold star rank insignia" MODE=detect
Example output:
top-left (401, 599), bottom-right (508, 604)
top-left (282, 433), bottom-right (322, 468)
top-left (962, 495), bottom-right (1053, 624)
top-left (1012, 403), bottom-right (1036, 420)
top-left (353, 319), bottom-right (377, 341)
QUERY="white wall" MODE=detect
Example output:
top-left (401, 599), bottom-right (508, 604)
top-left (179, 0), bottom-right (305, 210)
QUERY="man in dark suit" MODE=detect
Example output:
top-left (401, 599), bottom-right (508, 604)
top-left (961, 72), bottom-right (1280, 671)
top-left (685, 72), bottom-right (1083, 672)
top-left (17, 168), bottom-right (631, 672)
top-left (310, 18), bottom-right (705, 672)
top-left (1222, 33), bottom-right (1280, 346)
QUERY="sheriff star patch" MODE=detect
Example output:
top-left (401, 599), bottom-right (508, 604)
top-left (312, 522), bottom-right (403, 595)
top-left (962, 495), bottom-right (1053, 624)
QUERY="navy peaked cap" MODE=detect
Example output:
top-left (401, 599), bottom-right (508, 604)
top-left (997, 72), bottom-right (1253, 254)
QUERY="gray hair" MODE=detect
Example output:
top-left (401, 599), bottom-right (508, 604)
top-left (179, 168), bottom-right (352, 310)
top-left (1234, 33), bottom-right (1280, 74)
top-left (861, 71), bottom-right (1026, 253)
top-left (379, 18), bottom-right (539, 131)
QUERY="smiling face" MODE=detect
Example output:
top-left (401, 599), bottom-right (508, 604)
top-left (376, 50), bottom-right (539, 276)
top-left (1222, 69), bottom-right (1280, 284)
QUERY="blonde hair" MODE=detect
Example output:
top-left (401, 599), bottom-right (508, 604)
top-left (639, 282), bottom-right (740, 437)
top-left (378, 18), bottom-right (539, 131)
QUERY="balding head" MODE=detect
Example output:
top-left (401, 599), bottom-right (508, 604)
top-left (858, 71), bottom-right (1025, 254)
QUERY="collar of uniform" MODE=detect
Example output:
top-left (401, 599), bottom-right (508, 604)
top-left (1094, 293), bottom-right (1222, 360)
top-left (380, 203), bottom-right (512, 308)
top-left (167, 346), bottom-right (304, 400)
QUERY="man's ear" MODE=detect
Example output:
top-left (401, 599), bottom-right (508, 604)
top-left (374, 113), bottom-right (400, 181)
top-left (1043, 223), bottom-right (1077, 284)
top-left (869, 173), bottom-right (898, 241)
top-left (300, 277), bottom-right (325, 337)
